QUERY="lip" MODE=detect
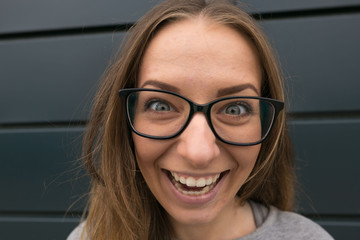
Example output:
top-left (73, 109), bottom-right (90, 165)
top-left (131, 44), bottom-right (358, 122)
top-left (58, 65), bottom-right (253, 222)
top-left (169, 171), bottom-right (221, 180)
top-left (163, 169), bottom-right (229, 205)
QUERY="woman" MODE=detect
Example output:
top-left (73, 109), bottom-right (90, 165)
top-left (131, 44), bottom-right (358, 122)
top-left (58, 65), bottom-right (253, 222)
top-left (68, 0), bottom-right (333, 239)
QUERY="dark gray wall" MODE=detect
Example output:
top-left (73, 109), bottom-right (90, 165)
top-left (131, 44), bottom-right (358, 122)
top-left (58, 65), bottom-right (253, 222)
top-left (1, 1), bottom-right (359, 239)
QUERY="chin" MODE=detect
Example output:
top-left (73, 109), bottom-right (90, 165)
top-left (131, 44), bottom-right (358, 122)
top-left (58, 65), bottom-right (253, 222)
top-left (167, 205), bottom-right (222, 227)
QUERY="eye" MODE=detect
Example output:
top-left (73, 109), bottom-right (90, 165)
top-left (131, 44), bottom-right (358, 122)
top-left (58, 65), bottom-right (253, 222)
top-left (146, 100), bottom-right (174, 112)
top-left (223, 103), bottom-right (251, 116)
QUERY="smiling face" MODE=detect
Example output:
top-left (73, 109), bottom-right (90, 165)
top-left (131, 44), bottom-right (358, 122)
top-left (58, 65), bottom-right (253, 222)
top-left (133, 17), bottom-right (262, 237)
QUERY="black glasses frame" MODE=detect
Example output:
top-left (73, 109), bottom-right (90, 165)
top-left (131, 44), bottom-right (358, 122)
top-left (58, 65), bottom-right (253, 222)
top-left (118, 88), bottom-right (284, 146)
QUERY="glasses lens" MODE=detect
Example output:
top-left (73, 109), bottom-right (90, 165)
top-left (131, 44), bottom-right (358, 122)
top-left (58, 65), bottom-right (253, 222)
top-left (127, 91), bottom-right (190, 137)
top-left (211, 98), bottom-right (275, 144)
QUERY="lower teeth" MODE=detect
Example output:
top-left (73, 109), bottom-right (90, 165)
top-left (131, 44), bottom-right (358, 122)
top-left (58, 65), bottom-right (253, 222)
top-left (171, 178), bottom-right (216, 196)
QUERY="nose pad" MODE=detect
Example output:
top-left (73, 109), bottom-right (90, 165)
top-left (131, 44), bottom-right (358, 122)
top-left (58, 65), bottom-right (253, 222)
top-left (177, 113), bottom-right (220, 168)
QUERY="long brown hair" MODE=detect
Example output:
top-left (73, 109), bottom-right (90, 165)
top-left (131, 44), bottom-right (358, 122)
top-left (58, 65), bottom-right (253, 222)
top-left (81, 0), bottom-right (294, 239)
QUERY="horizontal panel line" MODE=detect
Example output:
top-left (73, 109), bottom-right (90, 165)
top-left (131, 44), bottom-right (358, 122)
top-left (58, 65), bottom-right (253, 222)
top-left (288, 111), bottom-right (360, 122)
top-left (0, 121), bottom-right (87, 130)
top-left (0, 211), bottom-right (84, 222)
top-left (253, 5), bottom-right (360, 21)
top-left (1, 5), bottom-right (360, 40)
top-left (316, 220), bottom-right (360, 227)
top-left (305, 214), bottom-right (360, 222)
top-left (0, 216), bottom-right (81, 223)
top-left (0, 23), bottom-right (132, 41)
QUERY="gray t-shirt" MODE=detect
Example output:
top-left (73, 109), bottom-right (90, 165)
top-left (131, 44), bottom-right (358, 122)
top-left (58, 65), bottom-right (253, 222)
top-left (67, 201), bottom-right (334, 240)
top-left (237, 201), bottom-right (334, 240)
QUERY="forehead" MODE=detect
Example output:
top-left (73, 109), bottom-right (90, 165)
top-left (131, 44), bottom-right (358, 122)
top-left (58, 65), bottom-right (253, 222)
top-left (138, 17), bottom-right (262, 99)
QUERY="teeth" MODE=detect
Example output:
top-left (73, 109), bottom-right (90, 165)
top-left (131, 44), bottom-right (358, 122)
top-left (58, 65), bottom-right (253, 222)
top-left (179, 176), bottom-right (186, 184)
top-left (196, 178), bottom-right (206, 187)
top-left (170, 172), bottom-right (220, 188)
top-left (173, 173), bottom-right (179, 181)
top-left (173, 181), bottom-right (213, 196)
top-left (186, 177), bottom-right (196, 187)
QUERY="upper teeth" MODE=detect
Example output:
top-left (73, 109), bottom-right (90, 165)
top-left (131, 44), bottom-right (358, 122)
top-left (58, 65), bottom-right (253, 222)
top-left (171, 172), bottom-right (220, 188)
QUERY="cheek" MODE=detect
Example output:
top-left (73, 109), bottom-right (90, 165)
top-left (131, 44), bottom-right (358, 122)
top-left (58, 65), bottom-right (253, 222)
top-left (132, 133), bottom-right (173, 168)
top-left (229, 145), bottom-right (261, 193)
top-left (227, 144), bottom-right (261, 173)
top-left (231, 142), bottom-right (260, 158)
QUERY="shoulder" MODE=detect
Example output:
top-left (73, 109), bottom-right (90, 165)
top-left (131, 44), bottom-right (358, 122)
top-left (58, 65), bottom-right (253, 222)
top-left (67, 221), bottom-right (87, 240)
top-left (243, 202), bottom-right (334, 240)
top-left (266, 206), bottom-right (333, 240)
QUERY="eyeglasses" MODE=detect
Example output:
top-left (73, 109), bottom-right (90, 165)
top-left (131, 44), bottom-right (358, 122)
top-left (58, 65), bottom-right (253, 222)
top-left (118, 88), bottom-right (284, 146)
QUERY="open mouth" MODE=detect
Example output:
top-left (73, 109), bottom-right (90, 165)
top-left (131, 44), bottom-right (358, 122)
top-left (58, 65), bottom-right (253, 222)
top-left (166, 170), bottom-right (228, 196)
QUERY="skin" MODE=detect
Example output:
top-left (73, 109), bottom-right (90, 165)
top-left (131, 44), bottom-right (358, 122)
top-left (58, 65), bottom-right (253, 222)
top-left (133, 17), bottom-right (263, 239)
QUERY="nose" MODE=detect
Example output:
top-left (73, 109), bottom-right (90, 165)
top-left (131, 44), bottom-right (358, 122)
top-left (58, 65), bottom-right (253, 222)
top-left (176, 113), bottom-right (220, 168)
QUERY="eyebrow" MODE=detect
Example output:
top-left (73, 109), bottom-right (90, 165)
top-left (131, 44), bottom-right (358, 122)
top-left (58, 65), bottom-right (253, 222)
top-left (217, 83), bottom-right (259, 97)
top-left (140, 80), bottom-right (259, 97)
top-left (140, 80), bottom-right (180, 93)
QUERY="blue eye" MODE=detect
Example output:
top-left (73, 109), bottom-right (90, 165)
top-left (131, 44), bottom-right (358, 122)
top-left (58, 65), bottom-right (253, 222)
top-left (224, 103), bottom-right (250, 116)
top-left (146, 100), bottom-right (174, 112)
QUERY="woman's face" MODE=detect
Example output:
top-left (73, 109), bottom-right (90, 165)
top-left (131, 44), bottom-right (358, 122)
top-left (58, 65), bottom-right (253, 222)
top-left (133, 17), bottom-right (262, 228)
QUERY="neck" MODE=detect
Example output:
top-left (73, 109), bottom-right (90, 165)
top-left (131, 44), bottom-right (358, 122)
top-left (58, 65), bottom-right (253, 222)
top-left (171, 199), bottom-right (256, 240)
